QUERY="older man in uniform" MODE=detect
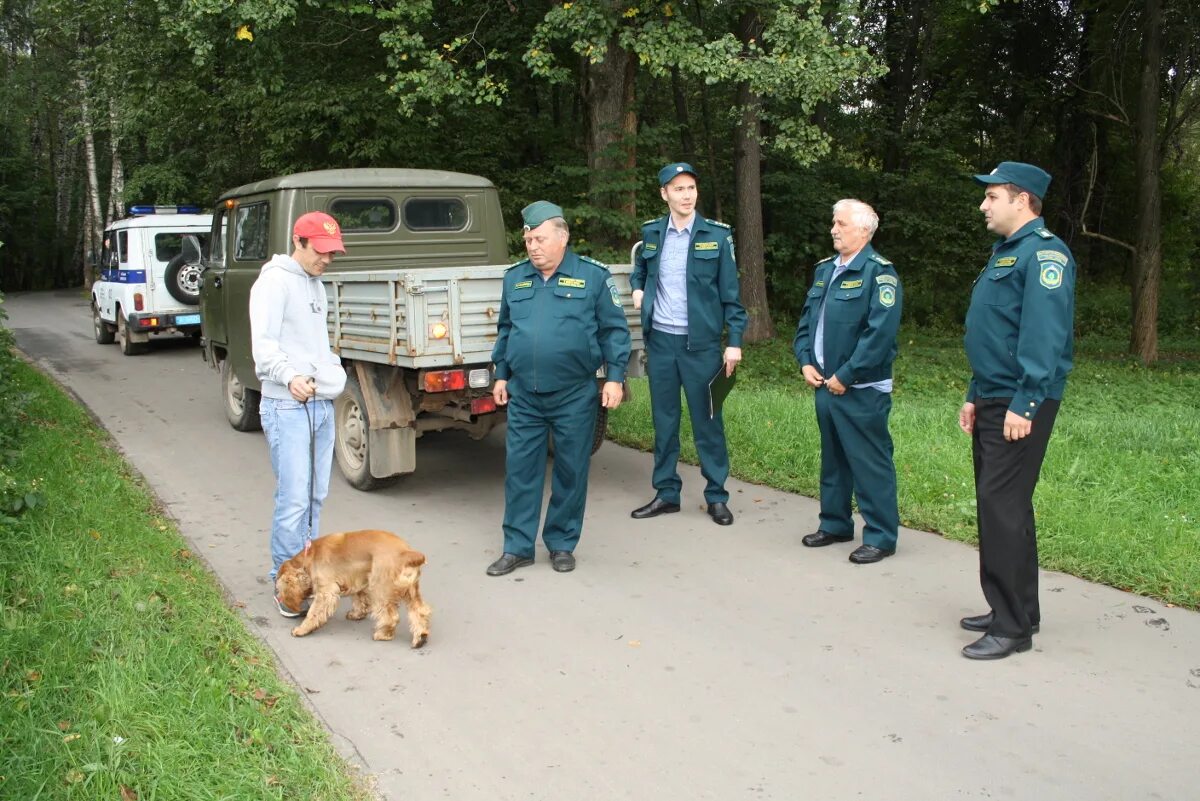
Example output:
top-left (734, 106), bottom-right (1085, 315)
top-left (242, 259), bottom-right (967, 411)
top-left (629, 162), bottom-right (748, 526)
top-left (486, 201), bottom-right (631, 576)
top-left (958, 162), bottom-right (1075, 659)
top-left (793, 199), bottom-right (903, 564)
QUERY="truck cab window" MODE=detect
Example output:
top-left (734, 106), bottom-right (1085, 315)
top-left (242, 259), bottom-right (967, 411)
top-left (403, 198), bottom-right (468, 232)
top-left (234, 203), bottom-right (270, 262)
top-left (331, 199), bottom-right (397, 232)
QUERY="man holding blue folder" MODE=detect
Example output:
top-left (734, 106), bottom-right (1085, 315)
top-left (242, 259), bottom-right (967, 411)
top-left (630, 163), bottom-right (748, 526)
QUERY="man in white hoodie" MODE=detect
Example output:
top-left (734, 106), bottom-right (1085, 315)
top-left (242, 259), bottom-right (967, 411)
top-left (250, 211), bottom-right (348, 617)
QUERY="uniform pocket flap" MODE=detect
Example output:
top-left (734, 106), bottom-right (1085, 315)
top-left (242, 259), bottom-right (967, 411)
top-left (553, 286), bottom-right (588, 299)
top-left (834, 288), bottom-right (865, 300)
top-left (987, 267), bottom-right (1016, 281)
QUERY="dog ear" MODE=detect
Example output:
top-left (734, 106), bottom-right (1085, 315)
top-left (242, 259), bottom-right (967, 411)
top-left (400, 550), bottom-right (426, 569)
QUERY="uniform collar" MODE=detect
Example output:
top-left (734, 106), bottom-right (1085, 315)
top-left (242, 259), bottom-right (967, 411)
top-left (668, 212), bottom-right (696, 235)
top-left (996, 216), bottom-right (1045, 249)
top-left (524, 249), bottom-right (579, 282)
top-left (831, 243), bottom-right (874, 272)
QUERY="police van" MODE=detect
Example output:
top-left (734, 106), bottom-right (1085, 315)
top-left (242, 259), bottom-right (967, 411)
top-left (91, 205), bottom-right (212, 355)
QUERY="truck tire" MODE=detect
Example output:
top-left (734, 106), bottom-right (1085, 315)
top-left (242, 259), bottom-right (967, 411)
top-left (117, 312), bottom-right (149, 356)
top-left (334, 374), bottom-right (400, 491)
top-left (165, 253), bottom-right (202, 305)
top-left (221, 359), bottom-right (262, 431)
top-left (591, 405), bottom-right (609, 454)
top-left (93, 303), bottom-right (115, 344)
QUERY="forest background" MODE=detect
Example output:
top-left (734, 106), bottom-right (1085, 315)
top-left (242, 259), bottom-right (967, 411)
top-left (1, 0), bottom-right (1198, 361)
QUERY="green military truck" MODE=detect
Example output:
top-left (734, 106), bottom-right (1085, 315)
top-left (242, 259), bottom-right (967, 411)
top-left (198, 168), bottom-right (644, 490)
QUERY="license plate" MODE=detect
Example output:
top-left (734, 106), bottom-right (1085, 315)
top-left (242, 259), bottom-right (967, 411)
top-left (175, 314), bottom-right (201, 325)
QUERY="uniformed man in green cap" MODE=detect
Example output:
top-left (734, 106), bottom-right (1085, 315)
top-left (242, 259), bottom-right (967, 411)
top-left (793, 199), bottom-right (903, 564)
top-left (958, 161), bottom-right (1076, 660)
top-left (486, 201), bottom-right (631, 576)
top-left (629, 162), bottom-right (748, 526)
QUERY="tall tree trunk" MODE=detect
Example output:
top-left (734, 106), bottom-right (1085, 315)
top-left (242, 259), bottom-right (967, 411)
top-left (734, 8), bottom-right (773, 343)
top-left (106, 100), bottom-right (124, 226)
top-left (79, 73), bottom-right (103, 289)
top-left (1130, 0), bottom-right (1163, 364)
top-left (670, 67), bottom-right (695, 163)
top-left (581, 33), bottom-right (636, 246)
top-left (691, 0), bottom-right (723, 220)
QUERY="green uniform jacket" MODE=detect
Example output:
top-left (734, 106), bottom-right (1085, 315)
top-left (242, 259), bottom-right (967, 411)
top-left (630, 215), bottom-right (748, 348)
top-left (492, 250), bottom-right (631, 393)
top-left (792, 245), bottom-right (902, 385)
top-left (964, 217), bottom-right (1075, 420)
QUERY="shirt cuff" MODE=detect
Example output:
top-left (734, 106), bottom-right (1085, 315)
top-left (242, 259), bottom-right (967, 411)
top-left (493, 363), bottom-right (510, 381)
top-left (1009, 393), bottom-right (1042, 419)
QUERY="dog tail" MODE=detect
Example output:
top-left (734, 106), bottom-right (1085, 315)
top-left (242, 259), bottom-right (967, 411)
top-left (400, 550), bottom-right (426, 569)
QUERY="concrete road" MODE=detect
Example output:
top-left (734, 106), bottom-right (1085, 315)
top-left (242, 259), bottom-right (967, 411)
top-left (6, 289), bottom-right (1198, 800)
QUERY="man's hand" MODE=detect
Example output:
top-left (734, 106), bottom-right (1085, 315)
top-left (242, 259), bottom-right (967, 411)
top-left (723, 346), bottom-right (742, 377)
top-left (632, 289), bottom-right (644, 310)
top-left (1003, 410), bottom-right (1032, 441)
top-left (492, 379), bottom-right (509, 406)
top-left (801, 364), bottom-right (825, 389)
top-left (601, 381), bottom-right (623, 409)
top-left (825, 375), bottom-right (846, 395)
top-left (958, 402), bottom-right (976, 434)
top-left (289, 375), bottom-right (316, 402)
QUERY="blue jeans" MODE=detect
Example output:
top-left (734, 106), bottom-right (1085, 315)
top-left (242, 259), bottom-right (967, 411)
top-left (260, 397), bottom-right (335, 579)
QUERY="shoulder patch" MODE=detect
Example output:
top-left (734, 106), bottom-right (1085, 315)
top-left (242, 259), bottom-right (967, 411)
top-left (606, 277), bottom-right (621, 306)
top-left (1034, 227), bottom-right (1054, 239)
top-left (705, 218), bottom-right (731, 229)
top-left (1036, 250), bottom-right (1068, 265)
top-left (1038, 262), bottom-right (1064, 290)
top-left (878, 284), bottom-right (897, 308)
top-left (869, 253), bottom-right (892, 266)
top-left (875, 274), bottom-right (898, 286)
top-left (579, 254), bottom-right (610, 270)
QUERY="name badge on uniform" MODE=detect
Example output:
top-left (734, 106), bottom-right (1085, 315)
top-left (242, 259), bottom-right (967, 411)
top-left (840, 279), bottom-right (863, 289)
top-left (694, 241), bottom-right (719, 251)
top-left (815, 280), bottom-right (825, 288)
top-left (513, 280), bottom-right (533, 289)
top-left (994, 257), bottom-right (1017, 267)
top-left (558, 277), bottom-right (586, 289)
top-left (643, 243), bottom-right (658, 252)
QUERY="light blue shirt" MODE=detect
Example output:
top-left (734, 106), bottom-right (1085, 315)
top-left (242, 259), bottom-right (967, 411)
top-left (651, 213), bottom-right (694, 335)
top-left (815, 258), bottom-right (893, 393)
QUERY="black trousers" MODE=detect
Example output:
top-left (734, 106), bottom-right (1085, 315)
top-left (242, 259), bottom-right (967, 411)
top-left (972, 397), bottom-right (1060, 638)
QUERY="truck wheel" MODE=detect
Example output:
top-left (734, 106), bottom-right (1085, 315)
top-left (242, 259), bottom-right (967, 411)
top-left (221, 359), bottom-right (262, 431)
top-left (591, 405), bottom-right (609, 454)
top-left (334, 374), bottom-right (399, 491)
top-left (165, 253), bottom-right (202, 305)
top-left (93, 304), bottom-right (115, 344)
top-left (117, 313), bottom-right (149, 356)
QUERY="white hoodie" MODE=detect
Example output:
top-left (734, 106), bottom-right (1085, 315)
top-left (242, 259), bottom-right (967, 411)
top-left (249, 254), bottom-right (347, 401)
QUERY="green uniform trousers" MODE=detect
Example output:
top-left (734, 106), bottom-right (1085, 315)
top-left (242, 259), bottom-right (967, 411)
top-left (813, 386), bottom-right (899, 550)
top-left (501, 379), bottom-right (598, 558)
top-left (647, 332), bottom-right (730, 505)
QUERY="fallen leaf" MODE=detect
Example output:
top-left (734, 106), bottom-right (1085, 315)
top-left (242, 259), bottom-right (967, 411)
top-left (89, 530), bottom-right (101, 540)
top-left (64, 769), bottom-right (84, 784)
top-left (63, 733), bottom-right (80, 743)
top-left (252, 688), bottom-right (267, 701)
top-left (57, 720), bottom-right (71, 731)
top-left (120, 785), bottom-right (138, 801)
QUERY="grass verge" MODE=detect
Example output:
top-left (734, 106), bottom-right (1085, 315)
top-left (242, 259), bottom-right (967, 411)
top-left (0, 358), bottom-right (373, 800)
top-left (609, 329), bottom-right (1200, 608)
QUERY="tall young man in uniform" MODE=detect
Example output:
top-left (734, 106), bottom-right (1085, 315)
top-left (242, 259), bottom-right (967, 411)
top-left (629, 163), bottom-right (748, 526)
top-left (250, 211), bottom-right (348, 616)
top-left (487, 201), bottom-right (631, 576)
top-left (959, 162), bottom-right (1076, 660)
top-left (793, 200), bottom-right (903, 564)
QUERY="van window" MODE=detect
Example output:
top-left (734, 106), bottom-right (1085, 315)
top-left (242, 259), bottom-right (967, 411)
top-left (234, 202), bottom-right (270, 261)
top-left (118, 231), bottom-right (129, 265)
top-left (403, 198), bottom-right (468, 232)
top-left (155, 232), bottom-right (210, 262)
top-left (209, 210), bottom-right (228, 267)
top-left (331, 199), bottom-right (397, 232)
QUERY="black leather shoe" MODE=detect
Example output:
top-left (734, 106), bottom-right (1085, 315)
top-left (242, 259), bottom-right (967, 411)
top-left (707, 502), bottom-right (733, 525)
top-left (549, 551), bottom-right (576, 573)
top-left (802, 530), bottom-right (854, 547)
top-left (962, 633), bottom-right (1033, 660)
top-left (631, 498), bottom-right (681, 519)
top-left (960, 612), bottom-right (1040, 635)
top-left (849, 544), bottom-right (895, 564)
top-left (486, 553), bottom-right (533, 576)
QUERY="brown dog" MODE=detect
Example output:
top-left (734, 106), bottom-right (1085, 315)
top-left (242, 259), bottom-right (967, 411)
top-left (274, 530), bottom-right (431, 646)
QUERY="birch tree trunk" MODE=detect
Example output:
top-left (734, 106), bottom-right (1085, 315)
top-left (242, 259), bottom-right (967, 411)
top-left (106, 100), bottom-right (124, 227)
top-left (79, 73), bottom-right (103, 290)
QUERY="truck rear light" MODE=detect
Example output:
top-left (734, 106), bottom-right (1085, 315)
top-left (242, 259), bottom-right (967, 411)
top-left (429, 321), bottom-right (449, 340)
top-left (468, 369), bottom-right (491, 388)
top-left (471, 397), bottom-right (496, 415)
top-left (134, 293), bottom-right (144, 311)
top-left (137, 317), bottom-right (158, 328)
top-left (423, 370), bottom-right (466, 392)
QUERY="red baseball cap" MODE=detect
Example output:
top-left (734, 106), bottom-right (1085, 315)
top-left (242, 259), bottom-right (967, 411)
top-left (293, 211), bottom-right (346, 254)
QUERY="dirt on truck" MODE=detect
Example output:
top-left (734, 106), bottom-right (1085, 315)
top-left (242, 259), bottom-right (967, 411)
top-left (198, 168), bottom-right (644, 489)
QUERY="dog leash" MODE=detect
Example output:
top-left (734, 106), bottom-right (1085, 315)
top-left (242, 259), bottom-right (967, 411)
top-left (302, 384), bottom-right (317, 554)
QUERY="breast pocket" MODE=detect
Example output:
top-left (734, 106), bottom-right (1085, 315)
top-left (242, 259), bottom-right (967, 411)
top-left (692, 247), bottom-right (719, 277)
top-left (980, 267), bottom-right (1019, 306)
top-left (551, 287), bottom-right (589, 317)
top-left (508, 289), bottom-right (535, 319)
top-left (827, 287), bottom-right (865, 321)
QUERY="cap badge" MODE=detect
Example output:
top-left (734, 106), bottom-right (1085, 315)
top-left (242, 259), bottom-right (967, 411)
top-left (323, 222), bottom-right (338, 235)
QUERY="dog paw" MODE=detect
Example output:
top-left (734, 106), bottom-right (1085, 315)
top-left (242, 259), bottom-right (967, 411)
top-left (346, 611), bottom-right (368, 621)
top-left (412, 633), bottom-right (428, 649)
top-left (373, 630), bottom-right (395, 641)
top-left (291, 626), bottom-right (307, 637)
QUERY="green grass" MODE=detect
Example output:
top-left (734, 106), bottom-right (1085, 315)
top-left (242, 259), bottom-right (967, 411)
top-left (0, 362), bottom-right (373, 800)
top-left (610, 328), bottom-right (1200, 608)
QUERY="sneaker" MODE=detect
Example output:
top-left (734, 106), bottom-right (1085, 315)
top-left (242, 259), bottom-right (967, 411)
top-left (274, 594), bottom-right (305, 618)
